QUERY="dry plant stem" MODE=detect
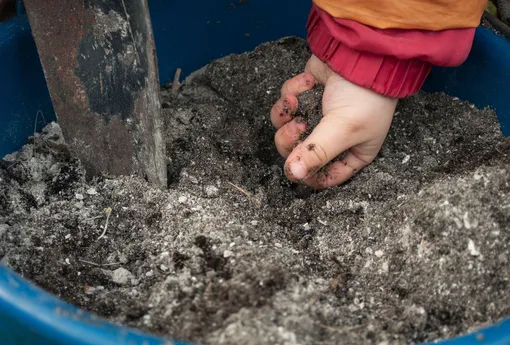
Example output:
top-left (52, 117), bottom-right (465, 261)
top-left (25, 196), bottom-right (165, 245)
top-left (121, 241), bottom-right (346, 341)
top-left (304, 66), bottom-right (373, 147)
top-left (227, 182), bottom-right (261, 207)
top-left (172, 68), bottom-right (182, 95)
top-left (78, 259), bottom-right (121, 267)
top-left (97, 208), bottom-right (112, 240)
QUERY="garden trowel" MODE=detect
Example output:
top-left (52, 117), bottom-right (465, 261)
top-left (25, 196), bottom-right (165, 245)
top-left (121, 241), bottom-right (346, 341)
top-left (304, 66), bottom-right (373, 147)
top-left (23, 0), bottom-right (167, 187)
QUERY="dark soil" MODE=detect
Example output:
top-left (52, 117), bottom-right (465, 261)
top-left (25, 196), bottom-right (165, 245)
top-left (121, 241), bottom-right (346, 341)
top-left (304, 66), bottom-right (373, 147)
top-left (1, 37), bottom-right (509, 345)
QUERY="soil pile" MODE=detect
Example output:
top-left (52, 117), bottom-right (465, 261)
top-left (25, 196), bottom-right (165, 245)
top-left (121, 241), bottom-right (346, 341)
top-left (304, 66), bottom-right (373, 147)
top-left (1, 37), bottom-right (509, 345)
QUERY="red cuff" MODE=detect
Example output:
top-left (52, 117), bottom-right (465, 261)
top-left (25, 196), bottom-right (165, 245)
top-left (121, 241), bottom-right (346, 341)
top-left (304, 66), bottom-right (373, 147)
top-left (306, 5), bottom-right (476, 98)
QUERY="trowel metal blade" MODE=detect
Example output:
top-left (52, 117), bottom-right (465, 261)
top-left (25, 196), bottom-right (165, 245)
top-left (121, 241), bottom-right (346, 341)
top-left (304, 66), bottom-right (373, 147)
top-left (24, 0), bottom-right (167, 187)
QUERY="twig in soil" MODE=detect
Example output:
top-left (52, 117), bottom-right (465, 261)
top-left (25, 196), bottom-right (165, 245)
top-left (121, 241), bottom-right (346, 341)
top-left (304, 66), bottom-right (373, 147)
top-left (318, 324), bottom-right (362, 333)
top-left (102, 262), bottom-right (122, 266)
top-left (495, 146), bottom-right (506, 156)
top-left (171, 68), bottom-right (182, 95)
top-left (97, 207), bottom-right (112, 240)
top-left (85, 215), bottom-right (103, 221)
top-left (78, 259), bottom-right (121, 267)
top-left (78, 259), bottom-right (102, 267)
top-left (227, 182), bottom-right (250, 197)
top-left (227, 182), bottom-right (261, 207)
top-left (33, 110), bottom-right (46, 136)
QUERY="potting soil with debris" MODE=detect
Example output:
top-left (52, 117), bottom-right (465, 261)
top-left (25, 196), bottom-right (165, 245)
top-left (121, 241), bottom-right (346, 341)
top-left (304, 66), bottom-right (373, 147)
top-left (1, 37), bottom-right (509, 345)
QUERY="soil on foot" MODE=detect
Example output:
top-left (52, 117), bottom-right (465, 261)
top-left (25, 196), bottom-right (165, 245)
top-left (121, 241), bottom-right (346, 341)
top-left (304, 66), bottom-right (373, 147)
top-left (1, 37), bottom-right (509, 345)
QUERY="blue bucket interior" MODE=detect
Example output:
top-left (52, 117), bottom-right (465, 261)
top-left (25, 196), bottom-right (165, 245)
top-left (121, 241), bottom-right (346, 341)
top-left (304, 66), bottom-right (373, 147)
top-left (0, 1), bottom-right (509, 344)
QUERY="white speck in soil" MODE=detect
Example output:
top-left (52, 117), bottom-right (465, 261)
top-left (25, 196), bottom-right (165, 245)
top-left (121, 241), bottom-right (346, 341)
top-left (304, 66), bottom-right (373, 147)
top-left (111, 268), bottom-right (133, 285)
top-left (87, 187), bottom-right (98, 195)
top-left (204, 185), bottom-right (219, 198)
top-left (467, 239), bottom-right (481, 257)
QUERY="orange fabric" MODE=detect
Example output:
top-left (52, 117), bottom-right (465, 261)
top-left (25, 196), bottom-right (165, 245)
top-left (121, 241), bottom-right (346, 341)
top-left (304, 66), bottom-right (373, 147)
top-left (312, 0), bottom-right (487, 31)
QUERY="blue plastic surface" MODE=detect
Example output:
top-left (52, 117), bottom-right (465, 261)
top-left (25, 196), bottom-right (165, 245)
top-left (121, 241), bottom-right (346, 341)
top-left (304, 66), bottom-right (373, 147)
top-left (0, 1), bottom-right (509, 344)
top-left (423, 27), bottom-right (510, 136)
top-left (147, 0), bottom-right (310, 85)
top-left (0, 265), bottom-right (188, 345)
top-left (0, 15), bottom-right (54, 158)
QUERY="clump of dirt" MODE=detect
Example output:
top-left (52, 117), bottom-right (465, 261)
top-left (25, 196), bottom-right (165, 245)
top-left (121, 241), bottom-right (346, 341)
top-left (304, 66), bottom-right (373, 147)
top-left (295, 86), bottom-right (325, 138)
top-left (1, 37), bottom-right (509, 345)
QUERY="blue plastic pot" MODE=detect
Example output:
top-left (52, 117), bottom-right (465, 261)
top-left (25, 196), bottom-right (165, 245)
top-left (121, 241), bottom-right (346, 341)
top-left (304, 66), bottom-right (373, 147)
top-left (0, 1), bottom-right (509, 344)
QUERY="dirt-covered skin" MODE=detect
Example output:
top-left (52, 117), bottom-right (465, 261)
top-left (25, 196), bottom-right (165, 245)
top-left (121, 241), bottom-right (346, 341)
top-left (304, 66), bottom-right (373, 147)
top-left (1, 37), bottom-right (509, 345)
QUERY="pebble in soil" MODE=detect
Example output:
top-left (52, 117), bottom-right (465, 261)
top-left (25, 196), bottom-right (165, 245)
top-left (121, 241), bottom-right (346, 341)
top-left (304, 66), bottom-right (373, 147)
top-left (1, 37), bottom-right (509, 345)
